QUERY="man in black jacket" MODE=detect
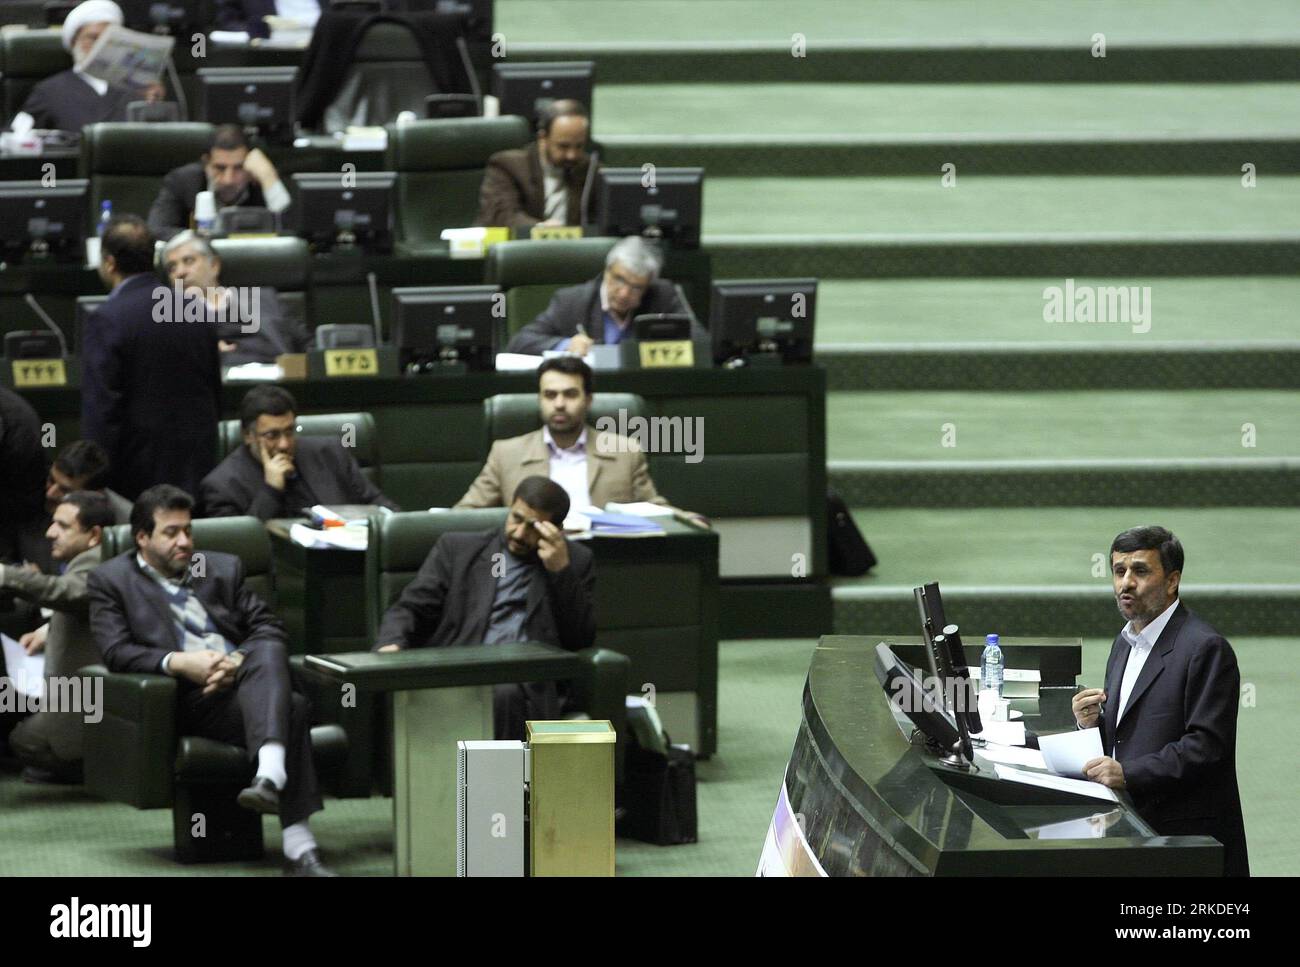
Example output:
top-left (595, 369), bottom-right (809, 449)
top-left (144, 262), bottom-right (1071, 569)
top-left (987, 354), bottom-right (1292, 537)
top-left (374, 476), bottom-right (594, 739)
top-left (200, 385), bottom-right (399, 519)
top-left (88, 485), bottom-right (335, 875)
top-left (1074, 525), bottom-right (1250, 877)
top-left (80, 216), bottom-right (221, 500)
top-left (506, 236), bottom-right (704, 355)
top-left (0, 386), bottom-right (48, 566)
top-left (147, 125), bottom-right (292, 241)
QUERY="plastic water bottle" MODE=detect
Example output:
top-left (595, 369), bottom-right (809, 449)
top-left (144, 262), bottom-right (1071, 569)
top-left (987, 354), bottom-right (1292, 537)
top-left (97, 200), bottom-right (112, 236)
top-left (980, 633), bottom-right (1004, 697)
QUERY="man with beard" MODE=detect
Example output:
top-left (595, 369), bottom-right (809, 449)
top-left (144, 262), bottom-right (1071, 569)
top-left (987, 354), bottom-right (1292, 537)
top-left (474, 99), bottom-right (595, 234)
top-left (147, 125), bottom-right (292, 241)
top-left (374, 476), bottom-right (594, 740)
top-left (1072, 525), bottom-right (1249, 877)
top-left (455, 356), bottom-right (674, 514)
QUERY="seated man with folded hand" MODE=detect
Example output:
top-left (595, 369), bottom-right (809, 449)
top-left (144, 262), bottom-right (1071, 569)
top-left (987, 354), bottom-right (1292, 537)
top-left (374, 476), bottom-right (594, 740)
top-left (88, 485), bottom-right (336, 875)
top-left (200, 385), bottom-right (399, 520)
top-left (505, 236), bottom-right (706, 355)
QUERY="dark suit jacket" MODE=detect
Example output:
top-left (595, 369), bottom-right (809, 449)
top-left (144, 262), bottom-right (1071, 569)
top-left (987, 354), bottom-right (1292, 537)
top-left (147, 161), bottom-right (272, 241)
top-left (200, 436), bottom-right (400, 520)
top-left (1099, 601), bottom-right (1249, 876)
top-left (80, 273), bottom-right (222, 500)
top-left (0, 386), bottom-right (47, 561)
top-left (215, 0), bottom-right (298, 39)
top-left (506, 275), bottom-right (701, 354)
top-left (375, 528), bottom-right (594, 655)
top-left (474, 141), bottom-right (593, 233)
top-left (88, 549), bottom-right (287, 675)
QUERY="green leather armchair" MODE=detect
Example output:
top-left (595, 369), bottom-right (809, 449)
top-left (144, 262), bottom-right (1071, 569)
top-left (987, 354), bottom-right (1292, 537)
top-left (483, 392), bottom-right (650, 447)
top-left (1, 29), bottom-right (69, 121)
top-left (80, 122), bottom-right (215, 234)
top-left (217, 410), bottom-right (382, 489)
top-left (81, 516), bottom-right (349, 863)
top-left (484, 237), bottom-right (618, 337)
top-left (209, 236), bottom-right (312, 347)
top-left (385, 116), bottom-right (532, 253)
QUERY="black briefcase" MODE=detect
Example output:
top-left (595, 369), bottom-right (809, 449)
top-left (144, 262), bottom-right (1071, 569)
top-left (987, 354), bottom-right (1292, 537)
top-left (827, 489), bottom-right (878, 576)
top-left (620, 743), bottom-right (698, 846)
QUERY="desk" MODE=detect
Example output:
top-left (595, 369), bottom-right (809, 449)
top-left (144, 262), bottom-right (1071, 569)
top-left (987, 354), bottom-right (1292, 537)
top-left (301, 643), bottom-right (582, 876)
top-left (770, 635), bottom-right (1223, 876)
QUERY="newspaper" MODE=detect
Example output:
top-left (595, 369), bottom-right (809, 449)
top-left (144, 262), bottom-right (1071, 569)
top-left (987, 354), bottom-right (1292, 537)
top-left (80, 24), bottom-right (174, 88)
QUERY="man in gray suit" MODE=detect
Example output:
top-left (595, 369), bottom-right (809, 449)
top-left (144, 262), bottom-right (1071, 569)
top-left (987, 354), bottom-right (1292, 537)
top-left (505, 236), bottom-right (705, 355)
top-left (1, 491), bottom-right (111, 784)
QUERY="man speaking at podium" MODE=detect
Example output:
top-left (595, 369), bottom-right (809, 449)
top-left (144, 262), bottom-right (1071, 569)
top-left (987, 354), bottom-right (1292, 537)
top-left (1073, 526), bottom-right (1249, 876)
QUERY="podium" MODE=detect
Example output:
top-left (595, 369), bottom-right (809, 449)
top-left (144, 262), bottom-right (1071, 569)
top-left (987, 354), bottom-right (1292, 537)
top-left (768, 636), bottom-right (1223, 876)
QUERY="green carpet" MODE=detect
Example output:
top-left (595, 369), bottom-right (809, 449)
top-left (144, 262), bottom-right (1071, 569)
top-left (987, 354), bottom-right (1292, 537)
top-left (828, 389), bottom-right (1300, 460)
top-left (500, 0), bottom-right (1300, 45)
top-left (702, 176), bottom-right (1300, 235)
top-left (839, 507), bottom-right (1300, 586)
top-left (814, 277), bottom-right (1300, 346)
top-left (595, 83), bottom-right (1300, 137)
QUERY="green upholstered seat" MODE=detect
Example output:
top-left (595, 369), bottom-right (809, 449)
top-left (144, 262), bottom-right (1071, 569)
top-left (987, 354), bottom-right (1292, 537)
top-left (80, 122), bottom-right (215, 231)
top-left (1, 29), bottom-right (70, 120)
top-left (322, 23), bottom-right (442, 132)
top-left (385, 116), bottom-right (532, 252)
top-left (216, 410), bottom-right (381, 487)
top-left (208, 235), bottom-right (312, 346)
top-left (483, 392), bottom-right (649, 447)
top-left (484, 237), bottom-right (618, 336)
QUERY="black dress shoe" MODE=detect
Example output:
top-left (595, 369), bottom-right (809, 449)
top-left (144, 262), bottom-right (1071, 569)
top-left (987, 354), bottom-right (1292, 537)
top-left (285, 848), bottom-right (339, 877)
top-left (236, 776), bottom-right (280, 815)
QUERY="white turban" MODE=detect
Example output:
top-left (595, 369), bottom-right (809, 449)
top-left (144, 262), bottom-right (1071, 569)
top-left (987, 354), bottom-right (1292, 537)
top-left (61, 0), bottom-right (124, 52)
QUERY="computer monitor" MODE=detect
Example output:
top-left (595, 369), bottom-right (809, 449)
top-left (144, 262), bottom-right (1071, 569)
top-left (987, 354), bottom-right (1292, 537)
top-left (593, 167), bottom-right (703, 249)
top-left (492, 61), bottom-right (594, 130)
top-left (0, 179), bottom-right (89, 264)
top-left (709, 278), bottom-right (816, 365)
top-left (291, 172), bottom-right (396, 254)
top-left (873, 642), bottom-right (966, 764)
top-left (391, 285), bottom-right (499, 372)
top-left (198, 68), bottom-right (297, 144)
top-left (914, 581), bottom-right (982, 740)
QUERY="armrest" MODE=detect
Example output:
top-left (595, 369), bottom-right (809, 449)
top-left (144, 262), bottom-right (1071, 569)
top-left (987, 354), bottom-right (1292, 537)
top-left (80, 664), bottom-right (178, 810)
top-left (571, 647), bottom-right (630, 784)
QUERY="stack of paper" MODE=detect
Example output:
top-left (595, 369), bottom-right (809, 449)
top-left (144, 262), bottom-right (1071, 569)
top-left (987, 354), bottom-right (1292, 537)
top-left (289, 522), bottom-right (368, 551)
top-left (583, 510), bottom-right (666, 538)
top-left (605, 502), bottom-right (675, 518)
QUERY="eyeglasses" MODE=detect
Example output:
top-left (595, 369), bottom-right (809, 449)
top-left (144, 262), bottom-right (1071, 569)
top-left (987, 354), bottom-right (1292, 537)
top-left (255, 427), bottom-right (297, 443)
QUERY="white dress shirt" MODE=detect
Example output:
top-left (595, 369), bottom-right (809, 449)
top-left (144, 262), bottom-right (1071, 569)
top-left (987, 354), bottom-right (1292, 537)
top-left (1115, 598), bottom-right (1180, 730)
top-left (544, 426), bottom-right (591, 510)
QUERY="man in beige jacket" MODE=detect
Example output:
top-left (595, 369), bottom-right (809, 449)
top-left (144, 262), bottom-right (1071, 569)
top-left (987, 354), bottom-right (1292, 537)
top-left (1, 491), bottom-right (112, 783)
top-left (457, 357), bottom-right (682, 515)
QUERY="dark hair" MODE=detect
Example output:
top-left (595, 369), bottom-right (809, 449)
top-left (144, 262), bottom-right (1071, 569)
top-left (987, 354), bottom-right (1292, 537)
top-left (102, 215), bottom-right (154, 276)
top-left (53, 440), bottom-right (111, 490)
top-left (538, 98), bottom-right (589, 136)
top-left (1110, 526), bottom-right (1184, 577)
top-left (537, 356), bottom-right (593, 396)
top-left (131, 485), bottom-right (193, 539)
top-left (239, 384), bottom-right (297, 431)
top-left (60, 490), bottom-right (114, 532)
top-left (208, 123), bottom-right (251, 154)
top-left (512, 475), bottom-right (570, 525)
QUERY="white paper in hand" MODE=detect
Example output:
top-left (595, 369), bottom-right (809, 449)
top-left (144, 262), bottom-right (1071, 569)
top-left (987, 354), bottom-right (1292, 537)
top-left (1038, 727), bottom-right (1105, 778)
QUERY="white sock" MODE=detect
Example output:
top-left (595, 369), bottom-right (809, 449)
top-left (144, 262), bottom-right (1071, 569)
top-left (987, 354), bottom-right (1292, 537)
top-left (256, 741), bottom-right (287, 791)
top-left (282, 822), bottom-right (317, 861)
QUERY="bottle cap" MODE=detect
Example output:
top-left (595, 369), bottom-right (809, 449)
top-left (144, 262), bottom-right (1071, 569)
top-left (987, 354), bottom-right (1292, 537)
top-left (985, 633), bottom-right (999, 646)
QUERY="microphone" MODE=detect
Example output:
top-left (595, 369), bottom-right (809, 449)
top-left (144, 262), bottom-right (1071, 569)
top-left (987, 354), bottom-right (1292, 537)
top-left (579, 148), bottom-right (600, 229)
top-left (366, 271), bottom-right (383, 345)
top-left (23, 294), bottom-right (70, 357)
top-left (454, 35), bottom-right (483, 112)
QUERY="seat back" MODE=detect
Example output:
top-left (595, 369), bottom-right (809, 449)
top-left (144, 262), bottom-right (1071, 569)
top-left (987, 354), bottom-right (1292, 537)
top-left (322, 24), bottom-right (439, 132)
top-left (102, 515), bottom-right (275, 606)
top-left (365, 508), bottom-right (507, 639)
top-left (484, 237), bottom-right (617, 335)
top-left (217, 411), bottom-right (382, 487)
top-left (2, 29), bottom-right (69, 120)
top-left (386, 116), bottom-right (531, 247)
top-left (80, 122), bottom-right (215, 230)
top-left (483, 392), bottom-right (648, 447)
top-left (209, 236), bottom-right (312, 344)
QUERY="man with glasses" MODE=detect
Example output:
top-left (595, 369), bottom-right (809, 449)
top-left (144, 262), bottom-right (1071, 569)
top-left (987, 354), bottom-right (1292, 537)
top-left (506, 236), bottom-right (705, 355)
top-left (199, 385), bottom-right (399, 520)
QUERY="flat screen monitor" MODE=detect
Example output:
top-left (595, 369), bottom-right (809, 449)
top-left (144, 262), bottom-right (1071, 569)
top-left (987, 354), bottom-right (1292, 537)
top-left (593, 167), bottom-right (702, 249)
top-left (0, 179), bottom-right (89, 264)
top-left (391, 285), bottom-right (499, 372)
top-left (709, 278), bottom-right (816, 364)
top-left (874, 643), bottom-right (964, 759)
top-left (492, 61), bottom-right (593, 130)
top-left (914, 581), bottom-right (982, 739)
top-left (198, 67), bottom-right (297, 143)
top-left (291, 172), bottom-right (396, 254)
